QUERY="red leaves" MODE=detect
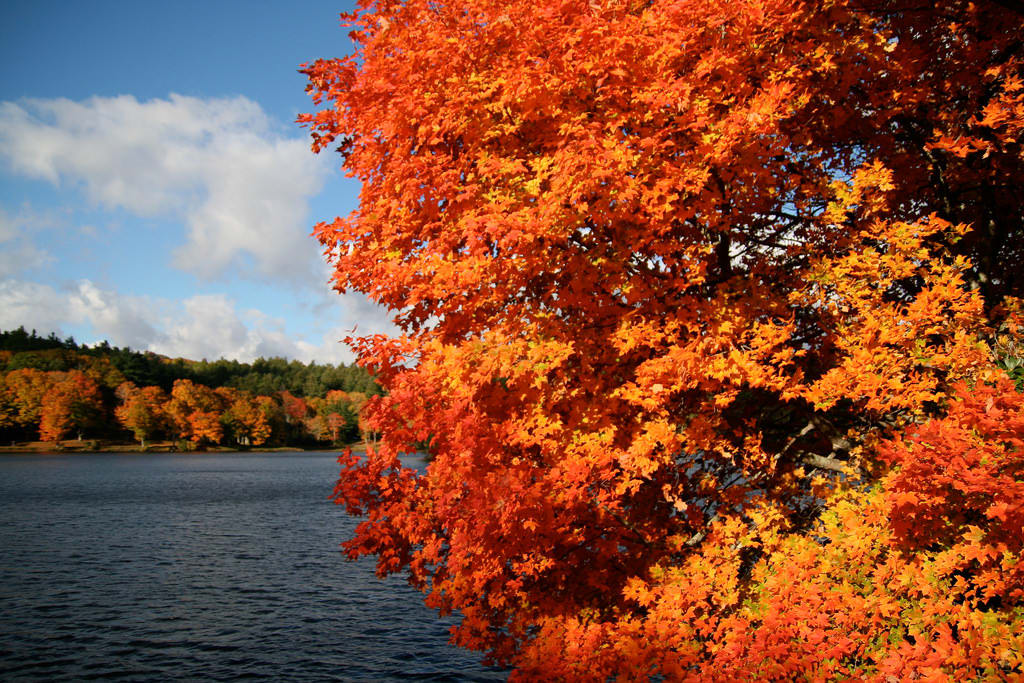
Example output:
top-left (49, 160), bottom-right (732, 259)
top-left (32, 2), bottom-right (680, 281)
top-left (879, 377), bottom-right (1024, 613)
top-left (881, 377), bottom-right (1024, 552)
top-left (303, 0), bottom-right (1024, 677)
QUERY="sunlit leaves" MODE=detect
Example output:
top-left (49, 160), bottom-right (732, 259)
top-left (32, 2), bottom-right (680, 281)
top-left (115, 382), bottom-right (168, 446)
top-left (38, 370), bottom-right (102, 441)
top-left (304, 0), bottom-right (1024, 677)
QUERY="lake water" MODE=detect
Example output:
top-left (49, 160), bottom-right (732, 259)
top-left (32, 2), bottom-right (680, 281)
top-left (0, 452), bottom-right (507, 681)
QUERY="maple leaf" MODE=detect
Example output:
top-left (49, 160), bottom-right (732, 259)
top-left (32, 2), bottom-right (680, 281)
top-left (302, 0), bottom-right (1024, 677)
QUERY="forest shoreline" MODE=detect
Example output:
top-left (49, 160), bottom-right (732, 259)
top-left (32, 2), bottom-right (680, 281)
top-left (0, 439), bottom-right (372, 455)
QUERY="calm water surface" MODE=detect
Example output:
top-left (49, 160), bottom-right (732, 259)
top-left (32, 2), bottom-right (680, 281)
top-left (0, 452), bottom-right (507, 681)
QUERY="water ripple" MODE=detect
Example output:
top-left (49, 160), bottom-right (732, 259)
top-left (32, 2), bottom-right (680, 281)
top-left (0, 452), bottom-right (507, 681)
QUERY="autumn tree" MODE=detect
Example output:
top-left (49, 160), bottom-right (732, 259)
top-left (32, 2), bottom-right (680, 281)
top-left (321, 389), bottom-right (364, 443)
top-left (38, 370), bottom-right (103, 442)
top-left (0, 374), bottom-right (13, 432)
top-left (280, 390), bottom-right (311, 424)
top-left (257, 395), bottom-right (286, 444)
top-left (166, 379), bottom-right (226, 448)
top-left (220, 388), bottom-right (275, 447)
top-left (278, 390), bottom-right (320, 443)
top-left (303, 0), bottom-right (1023, 678)
top-left (2, 368), bottom-right (51, 436)
top-left (115, 381), bottom-right (168, 447)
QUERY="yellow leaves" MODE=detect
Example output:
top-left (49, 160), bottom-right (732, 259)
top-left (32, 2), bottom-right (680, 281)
top-left (612, 316), bottom-right (672, 355)
top-left (825, 160), bottom-right (896, 225)
top-left (308, 0), bottom-right (1024, 676)
top-left (702, 484), bottom-right (1017, 676)
top-left (798, 207), bottom-right (989, 413)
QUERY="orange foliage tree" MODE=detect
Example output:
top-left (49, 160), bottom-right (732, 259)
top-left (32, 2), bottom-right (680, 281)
top-left (115, 382), bottom-right (168, 447)
top-left (279, 390), bottom-right (317, 443)
top-left (280, 390), bottom-right (312, 424)
top-left (1, 369), bottom-right (51, 434)
top-left (219, 388), bottom-right (275, 447)
top-left (38, 370), bottom-right (103, 442)
top-left (302, 0), bottom-right (1023, 678)
top-left (318, 389), bottom-right (368, 443)
top-left (166, 379), bottom-right (226, 448)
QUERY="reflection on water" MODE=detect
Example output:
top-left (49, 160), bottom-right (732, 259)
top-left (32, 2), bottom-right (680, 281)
top-left (0, 452), bottom-right (506, 681)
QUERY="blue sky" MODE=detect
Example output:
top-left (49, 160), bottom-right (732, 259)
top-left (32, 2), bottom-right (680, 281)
top-left (0, 0), bottom-right (394, 364)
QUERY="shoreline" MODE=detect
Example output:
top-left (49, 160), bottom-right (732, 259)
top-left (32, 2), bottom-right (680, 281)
top-left (0, 439), bottom-right (371, 455)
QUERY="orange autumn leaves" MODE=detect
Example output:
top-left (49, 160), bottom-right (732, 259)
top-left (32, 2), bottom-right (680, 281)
top-left (1, 368), bottom-right (103, 442)
top-left (1, 366), bottom-right (375, 449)
top-left (303, 0), bottom-right (1024, 679)
top-left (881, 378), bottom-right (1024, 605)
top-left (515, 384), bottom-right (1024, 680)
top-left (39, 370), bottom-right (102, 441)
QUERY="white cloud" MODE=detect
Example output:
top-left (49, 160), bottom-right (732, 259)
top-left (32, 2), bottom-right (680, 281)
top-left (149, 291), bottom-right (398, 364)
top-left (0, 94), bottom-right (329, 285)
top-left (0, 278), bottom-right (395, 365)
top-left (0, 279), bottom-right (166, 350)
top-left (149, 293), bottom-right (264, 361)
top-left (67, 280), bottom-right (164, 350)
top-left (0, 280), bottom-right (74, 338)
top-left (0, 205), bottom-right (55, 277)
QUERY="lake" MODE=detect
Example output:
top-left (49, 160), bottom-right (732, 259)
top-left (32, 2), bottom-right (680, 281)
top-left (0, 452), bottom-right (507, 681)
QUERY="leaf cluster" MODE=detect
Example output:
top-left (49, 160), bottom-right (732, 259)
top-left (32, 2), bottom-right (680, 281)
top-left (303, 0), bottom-right (1024, 677)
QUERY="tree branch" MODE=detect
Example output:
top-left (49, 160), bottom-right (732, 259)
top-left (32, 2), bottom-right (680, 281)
top-left (798, 451), bottom-right (859, 475)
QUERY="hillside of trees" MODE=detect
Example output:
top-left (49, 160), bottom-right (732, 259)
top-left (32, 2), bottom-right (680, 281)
top-left (0, 327), bottom-right (381, 449)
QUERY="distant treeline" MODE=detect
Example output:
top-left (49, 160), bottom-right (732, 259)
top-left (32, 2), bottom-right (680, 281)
top-left (0, 327), bottom-right (382, 449)
top-left (0, 327), bottom-right (380, 398)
